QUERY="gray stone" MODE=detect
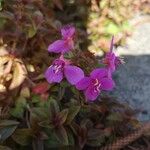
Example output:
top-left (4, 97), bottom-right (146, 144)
top-left (112, 14), bottom-right (150, 121)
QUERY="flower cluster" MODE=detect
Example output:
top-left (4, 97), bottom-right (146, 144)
top-left (45, 25), bottom-right (122, 101)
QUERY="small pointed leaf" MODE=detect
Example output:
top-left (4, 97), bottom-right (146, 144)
top-left (66, 106), bottom-right (80, 124)
top-left (12, 129), bottom-right (32, 146)
top-left (0, 120), bottom-right (19, 126)
top-left (54, 126), bottom-right (68, 145)
top-left (49, 99), bottom-right (60, 117)
top-left (57, 109), bottom-right (68, 126)
top-left (0, 125), bottom-right (18, 142)
top-left (28, 26), bottom-right (37, 38)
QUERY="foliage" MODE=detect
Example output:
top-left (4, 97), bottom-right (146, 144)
top-left (0, 95), bottom-right (142, 149)
top-left (0, 0), bottom-right (149, 150)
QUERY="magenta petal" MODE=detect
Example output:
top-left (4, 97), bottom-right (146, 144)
top-left (90, 68), bottom-right (108, 79)
top-left (109, 63), bottom-right (116, 72)
top-left (44, 66), bottom-right (63, 83)
top-left (85, 86), bottom-right (99, 101)
top-left (48, 40), bottom-right (69, 53)
top-left (61, 25), bottom-right (75, 39)
top-left (107, 53), bottom-right (116, 72)
top-left (101, 78), bottom-right (115, 91)
top-left (63, 40), bottom-right (74, 53)
top-left (76, 77), bottom-right (91, 90)
top-left (107, 68), bottom-right (113, 79)
top-left (64, 65), bottom-right (84, 85)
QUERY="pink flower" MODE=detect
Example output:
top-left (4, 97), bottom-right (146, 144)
top-left (48, 25), bottom-right (75, 54)
top-left (45, 56), bottom-right (84, 85)
top-left (103, 36), bottom-right (122, 73)
top-left (76, 68), bottom-right (115, 101)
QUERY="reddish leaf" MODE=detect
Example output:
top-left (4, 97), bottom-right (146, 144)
top-left (54, 109), bottom-right (68, 126)
top-left (32, 82), bottom-right (50, 94)
top-left (52, 0), bottom-right (63, 10)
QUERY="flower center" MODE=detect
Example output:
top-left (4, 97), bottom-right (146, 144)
top-left (93, 79), bottom-right (101, 93)
top-left (51, 59), bottom-right (65, 74)
top-left (53, 64), bottom-right (62, 74)
top-left (65, 37), bottom-right (73, 43)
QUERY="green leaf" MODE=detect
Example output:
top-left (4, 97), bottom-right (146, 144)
top-left (0, 120), bottom-right (19, 142)
top-left (0, 11), bottom-right (14, 20)
top-left (31, 94), bottom-right (41, 104)
top-left (67, 129), bottom-right (75, 146)
top-left (57, 109), bottom-right (68, 125)
top-left (38, 121), bottom-right (54, 129)
top-left (0, 145), bottom-right (11, 150)
top-left (15, 97), bottom-right (27, 108)
top-left (0, 18), bottom-right (6, 29)
top-left (28, 26), bottom-right (37, 38)
top-left (87, 129), bottom-right (106, 147)
top-left (58, 86), bottom-right (65, 101)
top-left (48, 99), bottom-right (60, 117)
top-left (10, 97), bottom-right (27, 119)
top-left (107, 113), bottom-right (123, 122)
top-left (10, 107), bottom-right (24, 119)
top-left (0, 0), bottom-right (3, 11)
top-left (66, 106), bottom-right (80, 124)
top-left (87, 129), bottom-right (103, 140)
top-left (70, 86), bottom-right (77, 95)
top-left (0, 125), bottom-right (18, 142)
top-left (87, 135), bottom-right (105, 147)
top-left (20, 86), bottom-right (30, 98)
top-left (60, 81), bottom-right (70, 88)
top-left (0, 120), bottom-right (19, 126)
top-left (31, 107), bottom-right (49, 122)
top-left (12, 128), bottom-right (32, 146)
top-left (54, 126), bottom-right (68, 145)
top-left (45, 132), bottom-right (61, 148)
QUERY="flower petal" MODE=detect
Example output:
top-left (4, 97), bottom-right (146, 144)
top-left (64, 65), bottom-right (84, 85)
top-left (63, 40), bottom-right (74, 53)
top-left (90, 68), bottom-right (108, 79)
top-left (101, 78), bottom-right (115, 91)
top-left (45, 66), bottom-right (63, 83)
top-left (85, 86), bottom-right (100, 101)
top-left (107, 68), bottom-right (113, 79)
top-left (76, 77), bottom-right (91, 90)
top-left (61, 25), bottom-right (75, 39)
top-left (106, 52), bottom-right (116, 72)
top-left (48, 40), bottom-right (70, 53)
